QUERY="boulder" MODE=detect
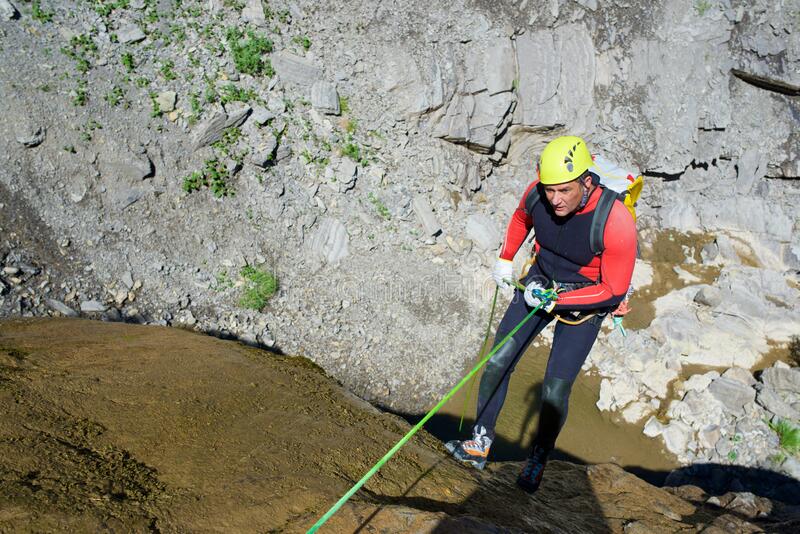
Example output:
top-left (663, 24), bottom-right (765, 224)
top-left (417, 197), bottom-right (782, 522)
top-left (662, 420), bottom-right (693, 455)
top-left (761, 366), bottom-right (800, 394)
top-left (412, 195), bottom-right (441, 237)
top-left (309, 218), bottom-right (349, 265)
top-left (98, 150), bottom-right (154, 182)
top-left (465, 214), bottom-right (499, 251)
top-left (310, 81), bottom-right (340, 115)
top-left (156, 91), bottom-right (177, 113)
top-left (756, 387), bottom-right (800, 422)
top-left (694, 286), bottom-right (722, 307)
top-left (242, 0), bottom-right (267, 26)
top-left (45, 299), bottom-right (78, 317)
top-left (708, 377), bottom-right (756, 416)
top-left (117, 23), bottom-right (146, 44)
top-left (272, 51), bottom-right (322, 87)
top-left (0, 0), bottom-right (18, 20)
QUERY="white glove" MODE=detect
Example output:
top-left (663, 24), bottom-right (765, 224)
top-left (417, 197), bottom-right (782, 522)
top-left (492, 258), bottom-right (514, 289)
top-left (523, 280), bottom-right (557, 312)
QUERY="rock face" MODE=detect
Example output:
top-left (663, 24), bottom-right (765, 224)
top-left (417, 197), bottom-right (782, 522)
top-left (2, 318), bottom-right (795, 533)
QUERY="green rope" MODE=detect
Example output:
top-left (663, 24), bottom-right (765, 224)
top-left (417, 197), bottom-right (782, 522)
top-left (306, 294), bottom-right (547, 533)
top-left (458, 286), bottom-right (499, 432)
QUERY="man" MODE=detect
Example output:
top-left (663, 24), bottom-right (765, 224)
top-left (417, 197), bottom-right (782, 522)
top-left (446, 135), bottom-right (637, 493)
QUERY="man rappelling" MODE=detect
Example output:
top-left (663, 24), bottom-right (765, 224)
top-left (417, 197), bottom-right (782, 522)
top-left (446, 135), bottom-right (637, 493)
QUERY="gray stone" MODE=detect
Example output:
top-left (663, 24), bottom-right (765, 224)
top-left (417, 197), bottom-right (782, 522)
top-left (310, 81), bottom-right (340, 115)
top-left (694, 286), bottom-right (722, 307)
top-left (698, 424), bottom-right (722, 449)
top-left (465, 213), bottom-right (500, 251)
top-left (1, 0), bottom-right (18, 20)
top-left (251, 106), bottom-right (275, 126)
top-left (336, 158), bottom-right (357, 192)
top-left (156, 91), bottom-right (177, 113)
top-left (224, 105), bottom-right (252, 128)
top-left (643, 416), bottom-right (666, 437)
top-left (412, 195), bottom-right (441, 237)
top-left (708, 377), bottom-right (756, 416)
top-left (272, 51), bottom-right (323, 87)
top-left (575, 0), bottom-right (598, 10)
top-left (15, 124), bottom-right (45, 147)
top-left (309, 218), bottom-right (349, 265)
top-left (662, 420), bottom-right (693, 455)
top-left (761, 367), bottom-right (800, 394)
top-left (99, 151), bottom-right (154, 182)
top-left (722, 367), bottom-right (757, 387)
top-left (121, 271), bottom-right (134, 289)
top-left (701, 241), bottom-right (719, 263)
top-left (192, 109), bottom-right (251, 150)
top-left (242, 0), bottom-right (267, 26)
top-left (109, 187), bottom-right (145, 211)
top-left (46, 299), bottom-right (78, 317)
top-left (80, 300), bottom-right (107, 313)
top-left (735, 149), bottom-right (768, 195)
top-left (757, 387), bottom-right (800, 422)
top-left (251, 133), bottom-right (278, 167)
top-left (117, 24), bottom-right (146, 44)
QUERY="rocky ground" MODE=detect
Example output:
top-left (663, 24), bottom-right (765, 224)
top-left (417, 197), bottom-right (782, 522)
top-left (2, 317), bottom-right (800, 533)
top-left (1, 0), bottom-right (799, 501)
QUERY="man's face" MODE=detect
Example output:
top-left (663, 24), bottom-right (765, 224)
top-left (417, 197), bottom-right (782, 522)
top-left (543, 176), bottom-right (588, 217)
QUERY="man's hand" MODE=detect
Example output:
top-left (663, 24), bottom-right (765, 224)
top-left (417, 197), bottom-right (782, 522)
top-left (492, 258), bottom-right (514, 289)
top-left (524, 281), bottom-right (557, 312)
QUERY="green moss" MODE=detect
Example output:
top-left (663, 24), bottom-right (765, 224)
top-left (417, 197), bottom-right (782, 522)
top-left (225, 28), bottom-right (273, 76)
top-left (239, 266), bottom-right (278, 310)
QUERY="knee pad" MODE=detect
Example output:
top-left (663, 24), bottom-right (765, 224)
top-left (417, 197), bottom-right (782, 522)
top-left (541, 376), bottom-right (572, 423)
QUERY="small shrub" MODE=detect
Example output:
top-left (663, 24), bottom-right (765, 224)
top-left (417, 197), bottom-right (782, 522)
top-left (72, 80), bottom-right (88, 106)
top-left (225, 27), bottom-right (273, 76)
top-left (105, 85), bottom-right (124, 106)
top-left (769, 419), bottom-right (800, 456)
top-left (149, 92), bottom-right (162, 117)
top-left (338, 95), bottom-right (350, 114)
top-left (695, 0), bottom-right (712, 15)
top-left (368, 192), bottom-right (391, 220)
top-left (32, 0), bottom-right (54, 23)
top-left (219, 83), bottom-right (257, 104)
top-left (292, 34), bottom-right (311, 51)
top-left (121, 52), bottom-right (135, 72)
top-left (181, 159), bottom-right (234, 197)
top-left (159, 60), bottom-right (177, 81)
top-left (239, 265), bottom-right (278, 310)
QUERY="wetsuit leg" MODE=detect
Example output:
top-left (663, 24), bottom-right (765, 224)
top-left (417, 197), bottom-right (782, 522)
top-left (474, 290), bottom-right (554, 438)
top-left (531, 313), bottom-right (604, 454)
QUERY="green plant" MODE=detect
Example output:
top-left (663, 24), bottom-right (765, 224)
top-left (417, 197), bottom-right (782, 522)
top-left (239, 265), bottom-right (278, 310)
top-left (38, 84), bottom-right (51, 92)
top-left (63, 145), bottom-right (76, 153)
top-left (136, 76), bottom-right (150, 88)
top-left (211, 127), bottom-right (244, 161)
top-left (62, 33), bottom-right (97, 74)
top-left (72, 80), bottom-right (88, 106)
top-left (80, 119), bottom-right (102, 142)
top-left (32, 0), bottom-right (54, 23)
top-left (105, 85), bottom-right (124, 106)
top-left (769, 419), bottom-right (800, 456)
top-left (789, 335), bottom-right (800, 366)
top-left (219, 83), bottom-right (257, 104)
top-left (93, 0), bottom-right (130, 17)
top-left (727, 450), bottom-right (738, 462)
top-left (149, 92), bottom-right (162, 117)
top-left (182, 159), bottom-right (234, 197)
top-left (121, 51), bottom-right (135, 72)
top-left (695, 0), bottom-right (713, 15)
top-left (292, 34), bottom-right (311, 51)
top-left (159, 59), bottom-right (177, 80)
top-left (338, 95), bottom-right (350, 114)
top-left (368, 192), bottom-right (391, 220)
top-left (225, 27), bottom-right (273, 76)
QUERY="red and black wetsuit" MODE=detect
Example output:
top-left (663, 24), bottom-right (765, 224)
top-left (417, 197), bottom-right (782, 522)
top-left (500, 179), bottom-right (637, 312)
top-left (472, 178), bottom-right (637, 454)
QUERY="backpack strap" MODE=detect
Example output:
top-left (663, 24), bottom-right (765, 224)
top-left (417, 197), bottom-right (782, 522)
top-left (589, 187), bottom-right (620, 255)
top-left (524, 182), bottom-right (542, 216)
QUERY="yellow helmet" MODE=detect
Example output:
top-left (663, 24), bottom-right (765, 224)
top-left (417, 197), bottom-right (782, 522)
top-left (538, 136), bottom-right (593, 185)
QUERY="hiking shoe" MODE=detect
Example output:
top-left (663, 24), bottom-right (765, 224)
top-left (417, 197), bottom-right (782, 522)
top-left (517, 446), bottom-right (549, 493)
top-left (445, 426), bottom-right (492, 470)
